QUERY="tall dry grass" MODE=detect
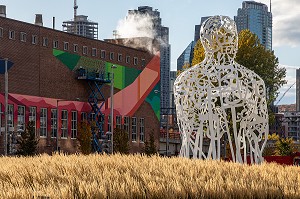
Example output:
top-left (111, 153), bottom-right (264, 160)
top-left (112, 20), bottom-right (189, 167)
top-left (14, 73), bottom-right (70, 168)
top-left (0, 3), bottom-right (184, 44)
top-left (0, 153), bottom-right (299, 198)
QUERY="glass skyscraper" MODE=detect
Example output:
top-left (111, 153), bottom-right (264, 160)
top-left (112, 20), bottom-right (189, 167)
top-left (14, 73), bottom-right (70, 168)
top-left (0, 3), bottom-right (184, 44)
top-left (235, 1), bottom-right (272, 50)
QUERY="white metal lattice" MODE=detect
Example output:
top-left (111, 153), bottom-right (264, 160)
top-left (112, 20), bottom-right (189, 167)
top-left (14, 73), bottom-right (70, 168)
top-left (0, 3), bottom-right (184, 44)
top-left (174, 16), bottom-right (268, 164)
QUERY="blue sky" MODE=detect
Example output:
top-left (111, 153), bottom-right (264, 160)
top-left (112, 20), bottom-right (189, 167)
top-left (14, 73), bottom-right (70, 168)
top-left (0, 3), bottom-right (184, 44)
top-left (1, 0), bottom-right (300, 105)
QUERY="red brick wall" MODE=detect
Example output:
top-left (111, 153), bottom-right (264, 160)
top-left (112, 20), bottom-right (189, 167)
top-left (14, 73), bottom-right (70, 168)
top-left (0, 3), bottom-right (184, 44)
top-left (0, 16), bottom-right (159, 154)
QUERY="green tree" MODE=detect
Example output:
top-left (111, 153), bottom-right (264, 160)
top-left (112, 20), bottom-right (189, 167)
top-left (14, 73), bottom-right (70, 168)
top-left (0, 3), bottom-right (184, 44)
top-left (143, 130), bottom-right (157, 155)
top-left (77, 121), bottom-right (92, 155)
top-left (16, 121), bottom-right (38, 156)
top-left (275, 137), bottom-right (295, 156)
top-left (113, 128), bottom-right (130, 154)
top-left (191, 29), bottom-right (286, 124)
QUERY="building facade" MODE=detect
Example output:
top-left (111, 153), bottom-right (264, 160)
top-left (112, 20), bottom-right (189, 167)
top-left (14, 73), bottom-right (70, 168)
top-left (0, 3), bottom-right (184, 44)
top-left (283, 112), bottom-right (300, 141)
top-left (62, 15), bottom-right (98, 40)
top-left (296, 69), bottom-right (300, 111)
top-left (127, 6), bottom-right (171, 114)
top-left (177, 41), bottom-right (196, 71)
top-left (0, 14), bottom-right (160, 154)
top-left (235, 1), bottom-right (272, 50)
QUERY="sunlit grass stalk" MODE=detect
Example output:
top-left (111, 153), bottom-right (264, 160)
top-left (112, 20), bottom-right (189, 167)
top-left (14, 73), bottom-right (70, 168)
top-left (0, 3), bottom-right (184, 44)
top-left (0, 153), bottom-right (298, 198)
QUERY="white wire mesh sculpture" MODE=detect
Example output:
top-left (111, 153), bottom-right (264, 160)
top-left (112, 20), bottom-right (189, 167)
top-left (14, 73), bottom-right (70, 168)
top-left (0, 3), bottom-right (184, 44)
top-left (174, 16), bottom-right (268, 164)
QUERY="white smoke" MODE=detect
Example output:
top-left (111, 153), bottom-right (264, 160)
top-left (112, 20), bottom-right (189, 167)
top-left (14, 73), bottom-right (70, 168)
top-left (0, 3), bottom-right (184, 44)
top-left (116, 13), bottom-right (155, 39)
top-left (115, 13), bottom-right (161, 54)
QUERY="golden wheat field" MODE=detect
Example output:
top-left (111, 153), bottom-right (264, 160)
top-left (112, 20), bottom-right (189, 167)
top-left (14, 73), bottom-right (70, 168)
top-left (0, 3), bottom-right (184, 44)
top-left (0, 154), bottom-right (299, 199)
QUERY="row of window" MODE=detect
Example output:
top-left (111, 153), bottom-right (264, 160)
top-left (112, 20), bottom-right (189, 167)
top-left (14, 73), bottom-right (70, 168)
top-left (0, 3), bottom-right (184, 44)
top-left (2, 105), bottom-right (145, 142)
top-left (0, 27), bottom-right (146, 66)
top-left (4, 105), bottom-right (78, 139)
top-left (107, 116), bottom-right (145, 142)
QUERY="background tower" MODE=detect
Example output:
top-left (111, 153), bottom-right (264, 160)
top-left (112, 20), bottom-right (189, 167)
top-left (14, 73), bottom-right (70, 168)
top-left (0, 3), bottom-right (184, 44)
top-left (234, 1), bottom-right (272, 50)
top-left (62, 0), bottom-right (98, 39)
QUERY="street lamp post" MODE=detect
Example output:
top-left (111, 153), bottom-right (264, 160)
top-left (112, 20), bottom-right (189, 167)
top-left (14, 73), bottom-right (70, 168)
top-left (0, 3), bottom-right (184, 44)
top-left (4, 58), bottom-right (8, 156)
top-left (110, 65), bottom-right (117, 154)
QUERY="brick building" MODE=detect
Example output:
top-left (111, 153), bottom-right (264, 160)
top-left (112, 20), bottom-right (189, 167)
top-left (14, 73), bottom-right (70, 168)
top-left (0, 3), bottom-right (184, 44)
top-left (0, 15), bottom-right (160, 154)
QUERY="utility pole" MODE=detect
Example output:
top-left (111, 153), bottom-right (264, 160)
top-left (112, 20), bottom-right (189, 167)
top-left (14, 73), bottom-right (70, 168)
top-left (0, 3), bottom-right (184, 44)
top-left (4, 58), bottom-right (8, 156)
top-left (110, 65), bottom-right (117, 154)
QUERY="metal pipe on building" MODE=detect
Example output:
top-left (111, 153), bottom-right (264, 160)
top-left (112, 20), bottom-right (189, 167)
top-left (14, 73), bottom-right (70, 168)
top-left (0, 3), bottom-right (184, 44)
top-left (52, 17), bottom-right (55, 29)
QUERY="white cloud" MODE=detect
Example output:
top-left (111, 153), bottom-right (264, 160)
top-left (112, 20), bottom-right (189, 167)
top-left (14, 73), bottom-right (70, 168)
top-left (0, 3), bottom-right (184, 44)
top-left (260, 0), bottom-right (300, 47)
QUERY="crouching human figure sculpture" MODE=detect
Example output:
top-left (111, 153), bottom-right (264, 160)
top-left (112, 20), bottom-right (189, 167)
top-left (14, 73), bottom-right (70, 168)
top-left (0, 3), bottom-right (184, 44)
top-left (174, 16), bottom-right (268, 163)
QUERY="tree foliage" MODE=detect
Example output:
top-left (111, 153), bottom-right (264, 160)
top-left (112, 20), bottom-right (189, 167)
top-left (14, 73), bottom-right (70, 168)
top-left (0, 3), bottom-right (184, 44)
top-left (191, 29), bottom-right (286, 124)
top-left (191, 39), bottom-right (205, 66)
top-left (113, 128), bottom-right (130, 154)
top-left (235, 30), bottom-right (286, 123)
top-left (143, 130), bottom-right (157, 155)
top-left (275, 137), bottom-right (295, 156)
top-left (17, 121), bottom-right (38, 156)
top-left (77, 121), bottom-right (92, 155)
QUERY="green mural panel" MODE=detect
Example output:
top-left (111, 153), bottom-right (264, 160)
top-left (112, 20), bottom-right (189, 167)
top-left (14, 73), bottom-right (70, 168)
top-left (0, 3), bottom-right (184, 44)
top-left (53, 49), bottom-right (81, 70)
top-left (53, 49), bottom-right (160, 120)
top-left (105, 62), bottom-right (141, 90)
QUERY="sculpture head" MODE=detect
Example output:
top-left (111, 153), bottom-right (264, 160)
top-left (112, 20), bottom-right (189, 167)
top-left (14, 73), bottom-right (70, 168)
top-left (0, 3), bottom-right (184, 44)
top-left (200, 16), bottom-right (238, 60)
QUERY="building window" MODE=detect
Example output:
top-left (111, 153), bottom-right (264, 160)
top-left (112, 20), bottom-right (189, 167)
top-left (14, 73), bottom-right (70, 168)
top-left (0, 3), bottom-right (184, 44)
top-left (9, 30), bottom-right (15, 40)
top-left (131, 117), bottom-right (137, 142)
top-left (51, 109), bottom-right (57, 138)
top-left (81, 112), bottom-right (87, 121)
top-left (89, 113), bottom-right (95, 121)
top-left (42, 37), bottom-right (48, 46)
top-left (140, 118), bottom-right (145, 142)
top-left (8, 104), bottom-right (14, 128)
top-left (134, 57), bottom-right (138, 65)
top-left (141, 59), bottom-right (146, 67)
top-left (40, 108), bottom-right (47, 137)
top-left (63, 42), bottom-right (69, 51)
top-left (0, 27), bottom-right (3, 38)
top-left (29, 107), bottom-right (36, 134)
top-left (116, 116), bottom-right (122, 129)
top-left (20, 32), bottom-right (26, 42)
top-left (124, 116), bottom-right (129, 134)
top-left (83, 46), bottom-right (88, 55)
top-left (71, 111), bottom-right (77, 139)
top-left (118, 54), bottom-right (122, 62)
top-left (32, 35), bottom-right (38, 44)
top-left (92, 48), bottom-right (97, 56)
top-left (101, 50), bottom-right (106, 59)
top-left (61, 110), bottom-right (68, 138)
top-left (126, 56), bottom-right (130, 63)
top-left (53, 40), bottom-right (58, 48)
top-left (74, 44), bottom-right (78, 52)
top-left (17, 106), bottom-right (25, 132)
top-left (109, 52), bottom-right (114, 60)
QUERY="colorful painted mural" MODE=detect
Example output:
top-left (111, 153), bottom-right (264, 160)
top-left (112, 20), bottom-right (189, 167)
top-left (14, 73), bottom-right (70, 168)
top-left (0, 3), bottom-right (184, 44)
top-left (53, 49), bottom-right (160, 119)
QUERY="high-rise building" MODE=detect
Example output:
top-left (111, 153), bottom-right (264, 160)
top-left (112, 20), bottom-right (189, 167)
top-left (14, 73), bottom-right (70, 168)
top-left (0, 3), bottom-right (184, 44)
top-left (177, 16), bottom-right (209, 71)
top-left (62, 1), bottom-right (98, 39)
top-left (235, 1), bottom-right (272, 50)
top-left (127, 6), bottom-right (171, 113)
top-left (177, 41), bottom-right (196, 71)
top-left (296, 69), bottom-right (300, 111)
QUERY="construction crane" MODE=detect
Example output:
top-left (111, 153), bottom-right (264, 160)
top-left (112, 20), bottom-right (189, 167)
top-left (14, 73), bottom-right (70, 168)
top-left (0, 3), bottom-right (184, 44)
top-left (74, 0), bottom-right (78, 20)
top-left (275, 82), bottom-right (296, 106)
